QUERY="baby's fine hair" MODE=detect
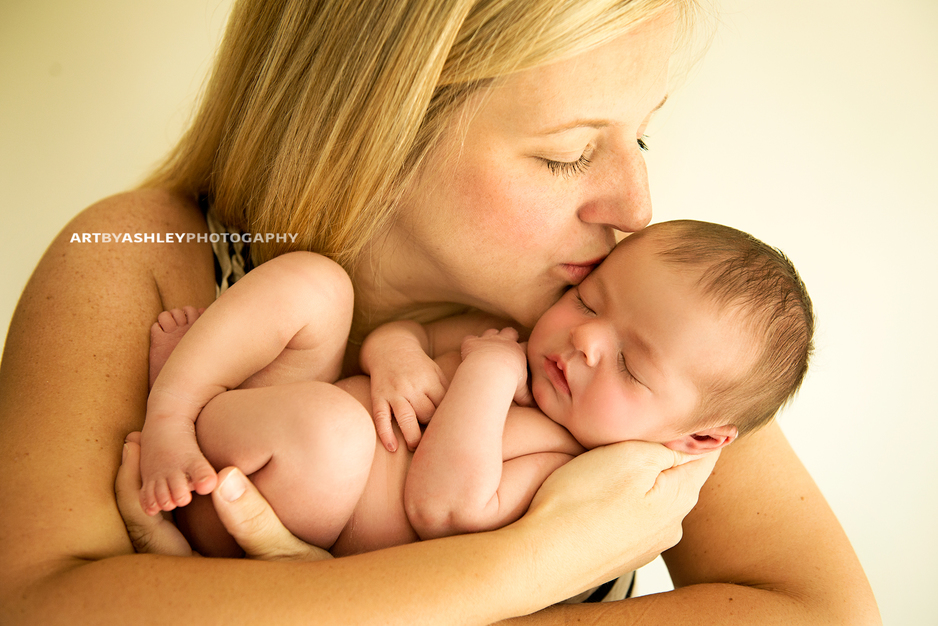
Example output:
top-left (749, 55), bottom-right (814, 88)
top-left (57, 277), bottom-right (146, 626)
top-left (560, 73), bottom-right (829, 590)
top-left (643, 220), bottom-right (815, 436)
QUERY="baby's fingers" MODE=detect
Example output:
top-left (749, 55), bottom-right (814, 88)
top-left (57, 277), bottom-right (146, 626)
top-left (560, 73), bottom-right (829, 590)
top-left (372, 403), bottom-right (399, 452)
top-left (390, 399), bottom-right (422, 451)
top-left (412, 393), bottom-right (439, 425)
top-left (424, 377), bottom-right (447, 408)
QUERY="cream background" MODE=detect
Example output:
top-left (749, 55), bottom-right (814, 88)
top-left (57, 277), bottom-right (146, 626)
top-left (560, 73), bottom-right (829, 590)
top-left (1, 1), bottom-right (935, 623)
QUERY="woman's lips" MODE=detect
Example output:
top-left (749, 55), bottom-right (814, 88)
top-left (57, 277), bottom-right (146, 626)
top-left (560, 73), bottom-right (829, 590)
top-left (560, 260), bottom-right (602, 284)
top-left (544, 357), bottom-right (570, 396)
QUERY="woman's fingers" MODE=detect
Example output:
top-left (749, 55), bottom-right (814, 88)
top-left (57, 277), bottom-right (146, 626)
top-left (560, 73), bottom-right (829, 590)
top-left (211, 467), bottom-right (333, 562)
top-left (655, 447), bottom-right (721, 503)
top-left (522, 441), bottom-right (721, 592)
top-left (115, 433), bottom-right (194, 556)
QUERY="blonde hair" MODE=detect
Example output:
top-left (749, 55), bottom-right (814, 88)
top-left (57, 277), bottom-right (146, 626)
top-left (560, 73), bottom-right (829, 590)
top-left (144, 0), bottom-right (705, 270)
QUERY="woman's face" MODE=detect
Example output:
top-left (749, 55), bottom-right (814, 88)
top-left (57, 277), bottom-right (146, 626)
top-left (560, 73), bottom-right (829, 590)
top-left (392, 12), bottom-right (677, 327)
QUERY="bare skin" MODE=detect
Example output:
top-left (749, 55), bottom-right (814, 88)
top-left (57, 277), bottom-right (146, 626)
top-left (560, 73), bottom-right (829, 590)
top-left (142, 231), bottom-right (757, 558)
top-left (1, 191), bottom-right (879, 624)
top-left (146, 308), bottom-right (579, 558)
top-left (0, 10), bottom-right (880, 623)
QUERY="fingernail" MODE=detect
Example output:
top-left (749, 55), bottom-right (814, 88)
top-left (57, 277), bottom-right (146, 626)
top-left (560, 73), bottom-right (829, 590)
top-left (219, 471), bottom-right (246, 502)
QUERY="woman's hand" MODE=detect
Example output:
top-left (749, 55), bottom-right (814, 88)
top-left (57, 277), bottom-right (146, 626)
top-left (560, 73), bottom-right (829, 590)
top-left (517, 440), bottom-right (720, 595)
top-left (210, 467), bottom-right (333, 562)
top-left (117, 432), bottom-right (332, 562)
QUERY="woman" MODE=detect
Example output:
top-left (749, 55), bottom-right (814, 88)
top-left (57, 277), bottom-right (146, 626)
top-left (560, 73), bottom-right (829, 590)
top-left (0, 1), bottom-right (878, 624)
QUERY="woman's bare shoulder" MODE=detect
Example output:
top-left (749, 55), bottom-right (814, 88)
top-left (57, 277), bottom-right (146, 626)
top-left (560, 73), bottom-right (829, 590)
top-left (0, 188), bottom-right (218, 591)
top-left (57, 188), bottom-right (216, 306)
top-left (69, 187), bottom-right (207, 238)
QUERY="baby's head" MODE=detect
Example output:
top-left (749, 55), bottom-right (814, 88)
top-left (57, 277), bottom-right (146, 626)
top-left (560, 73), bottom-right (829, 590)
top-left (527, 220), bottom-right (814, 453)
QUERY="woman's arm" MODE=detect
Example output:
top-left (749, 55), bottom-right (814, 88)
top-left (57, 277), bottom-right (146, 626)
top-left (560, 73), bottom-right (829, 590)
top-left (0, 190), bottom-right (721, 625)
top-left (496, 422), bottom-right (882, 625)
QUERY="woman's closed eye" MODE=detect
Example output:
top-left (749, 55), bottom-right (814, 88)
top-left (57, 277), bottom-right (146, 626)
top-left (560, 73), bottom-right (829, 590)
top-left (545, 153), bottom-right (591, 178)
top-left (544, 135), bottom-right (648, 177)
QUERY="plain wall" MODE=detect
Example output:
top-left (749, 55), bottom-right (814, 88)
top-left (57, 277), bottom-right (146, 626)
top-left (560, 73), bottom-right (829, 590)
top-left (1, 1), bottom-right (935, 623)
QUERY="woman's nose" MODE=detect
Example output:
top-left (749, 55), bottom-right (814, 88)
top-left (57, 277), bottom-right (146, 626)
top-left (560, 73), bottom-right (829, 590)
top-left (577, 145), bottom-right (653, 234)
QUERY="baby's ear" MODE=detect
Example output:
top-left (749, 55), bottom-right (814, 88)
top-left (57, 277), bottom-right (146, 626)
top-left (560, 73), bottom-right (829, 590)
top-left (664, 424), bottom-right (738, 455)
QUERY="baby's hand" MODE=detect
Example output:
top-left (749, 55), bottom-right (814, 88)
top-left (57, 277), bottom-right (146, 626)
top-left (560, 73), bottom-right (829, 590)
top-left (370, 352), bottom-right (448, 452)
top-left (460, 328), bottom-right (534, 407)
top-left (139, 398), bottom-right (218, 515)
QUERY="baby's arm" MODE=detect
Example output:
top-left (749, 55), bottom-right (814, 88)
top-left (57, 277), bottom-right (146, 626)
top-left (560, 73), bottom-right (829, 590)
top-left (360, 312), bottom-right (517, 451)
top-left (404, 328), bottom-right (570, 539)
top-left (140, 251), bottom-right (352, 515)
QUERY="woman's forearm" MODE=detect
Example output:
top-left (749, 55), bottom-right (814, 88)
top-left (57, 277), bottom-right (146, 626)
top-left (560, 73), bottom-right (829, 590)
top-left (498, 582), bottom-right (880, 625)
top-left (2, 530), bottom-right (548, 626)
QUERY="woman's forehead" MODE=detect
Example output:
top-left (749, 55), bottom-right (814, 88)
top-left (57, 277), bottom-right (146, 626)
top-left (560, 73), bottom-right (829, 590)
top-left (478, 21), bottom-right (676, 137)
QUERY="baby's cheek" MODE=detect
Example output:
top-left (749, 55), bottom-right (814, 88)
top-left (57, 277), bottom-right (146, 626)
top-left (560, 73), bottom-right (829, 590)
top-left (582, 391), bottom-right (631, 442)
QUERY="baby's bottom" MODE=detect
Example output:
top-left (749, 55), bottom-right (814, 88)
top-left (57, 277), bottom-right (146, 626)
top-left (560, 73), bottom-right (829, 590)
top-left (176, 380), bottom-right (377, 556)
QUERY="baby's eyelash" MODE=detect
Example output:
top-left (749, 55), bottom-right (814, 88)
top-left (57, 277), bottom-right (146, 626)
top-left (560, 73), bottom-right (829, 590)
top-left (573, 289), bottom-right (595, 314)
top-left (545, 154), bottom-right (592, 178)
top-left (637, 135), bottom-right (650, 152)
top-left (618, 352), bottom-right (630, 375)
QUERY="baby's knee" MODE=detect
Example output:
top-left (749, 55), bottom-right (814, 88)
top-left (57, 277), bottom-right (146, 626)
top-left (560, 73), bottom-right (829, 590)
top-left (290, 382), bottom-right (375, 465)
top-left (279, 252), bottom-right (354, 317)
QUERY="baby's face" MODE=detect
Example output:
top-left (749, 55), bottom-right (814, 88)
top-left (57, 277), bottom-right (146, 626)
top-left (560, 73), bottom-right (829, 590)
top-left (527, 233), bottom-right (749, 449)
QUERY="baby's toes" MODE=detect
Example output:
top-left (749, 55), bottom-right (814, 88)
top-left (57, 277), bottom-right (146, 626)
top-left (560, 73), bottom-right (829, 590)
top-left (140, 485), bottom-right (161, 516)
top-left (188, 461), bottom-right (218, 495)
top-left (180, 306), bottom-right (202, 325)
top-left (168, 474), bottom-right (194, 508)
top-left (153, 479), bottom-right (178, 512)
top-left (155, 310), bottom-right (181, 333)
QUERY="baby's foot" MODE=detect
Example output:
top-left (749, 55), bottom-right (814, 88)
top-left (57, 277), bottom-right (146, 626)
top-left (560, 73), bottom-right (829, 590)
top-left (139, 413), bottom-right (218, 515)
top-left (149, 307), bottom-right (204, 388)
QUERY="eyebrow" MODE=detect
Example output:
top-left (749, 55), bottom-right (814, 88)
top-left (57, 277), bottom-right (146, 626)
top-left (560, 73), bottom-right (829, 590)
top-left (536, 94), bottom-right (669, 136)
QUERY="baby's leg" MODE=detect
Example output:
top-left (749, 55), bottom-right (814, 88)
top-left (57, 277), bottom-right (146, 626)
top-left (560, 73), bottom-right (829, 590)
top-left (141, 252), bottom-right (354, 515)
top-left (189, 381), bottom-right (376, 551)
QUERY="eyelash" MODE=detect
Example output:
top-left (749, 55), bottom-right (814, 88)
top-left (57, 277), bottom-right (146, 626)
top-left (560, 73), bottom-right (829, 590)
top-left (573, 289), bottom-right (595, 315)
top-left (546, 154), bottom-right (592, 178)
top-left (545, 136), bottom-right (650, 177)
